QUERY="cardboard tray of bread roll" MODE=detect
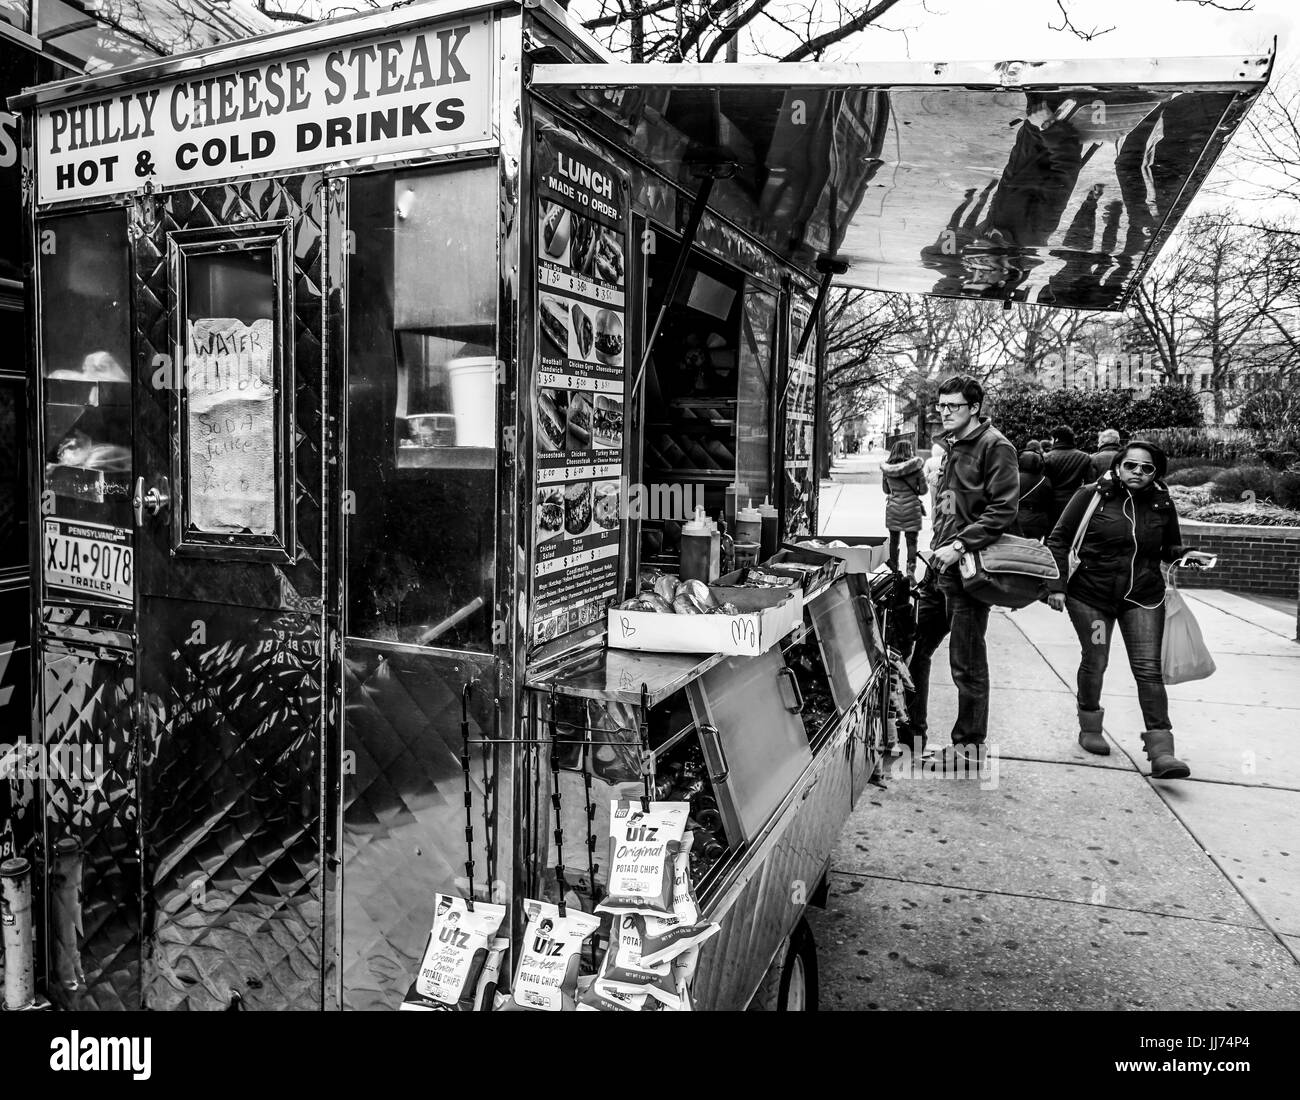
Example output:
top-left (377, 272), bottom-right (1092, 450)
top-left (785, 536), bottom-right (889, 576)
top-left (607, 585), bottom-right (803, 656)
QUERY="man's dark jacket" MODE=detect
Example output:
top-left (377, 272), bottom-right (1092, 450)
top-left (1044, 444), bottom-right (1094, 519)
top-left (931, 417), bottom-right (1020, 552)
top-left (1044, 471), bottom-right (1186, 613)
top-left (1088, 444), bottom-right (1121, 479)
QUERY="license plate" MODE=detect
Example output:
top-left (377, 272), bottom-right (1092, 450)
top-left (44, 520), bottom-right (133, 604)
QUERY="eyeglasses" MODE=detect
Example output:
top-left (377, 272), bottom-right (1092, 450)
top-left (935, 402), bottom-right (970, 413)
top-left (1120, 460), bottom-right (1157, 475)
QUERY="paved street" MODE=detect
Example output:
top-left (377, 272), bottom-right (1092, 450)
top-left (810, 455), bottom-right (1300, 1009)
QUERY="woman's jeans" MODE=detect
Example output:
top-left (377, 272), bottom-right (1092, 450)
top-left (1065, 596), bottom-right (1171, 731)
top-left (888, 530), bottom-right (919, 573)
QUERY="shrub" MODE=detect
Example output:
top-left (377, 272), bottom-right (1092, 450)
top-left (1165, 455), bottom-right (1233, 475)
top-left (1127, 385), bottom-right (1205, 431)
top-left (1167, 484), bottom-right (1213, 516)
top-left (1276, 470), bottom-right (1300, 510)
top-left (1190, 502), bottom-right (1300, 527)
top-left (1165, 466), bottom-right (1224, 486)
top-left (1209, 465), bottom-right (1277, 503)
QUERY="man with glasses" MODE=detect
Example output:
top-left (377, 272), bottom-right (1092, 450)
top-left (902, 376), bottom-right (1019, 765)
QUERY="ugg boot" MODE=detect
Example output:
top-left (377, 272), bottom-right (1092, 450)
top-left (1140, 729), bottom-right (1191, 780)
top-left (1077, 708), bottom-right (1110, 756)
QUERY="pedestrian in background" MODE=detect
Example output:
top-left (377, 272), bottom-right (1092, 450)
top-left (881, 439), bottom-right (927, 577)
top-left (1014, 449), bottom-right (1054, 540)
top-left (922, 441), bottom-right (945, 514)
top-left (1025, 439), bottom-right (1044, 455)
top-left (1044, 425), bottom-right (1093, 522)
top-left (1044, 440), bottom-right (1216, 778)
top-left (1089, 428), bottom-right (1122, 478)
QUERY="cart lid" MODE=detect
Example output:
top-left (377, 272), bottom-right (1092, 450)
top-left (531, 53), bottom-right (1271, 310)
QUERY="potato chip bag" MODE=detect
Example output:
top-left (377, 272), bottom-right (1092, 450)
top-left (637, 832), bottom-right (719, 966)
top-left (510, 900), bottom-right (601, 1011)
top-left (598, 914), bottom-right (680, 1007)
top-left (596, 800), bottom-right (690, 917)
top-left (406, 894), bottom-right (507, 1010)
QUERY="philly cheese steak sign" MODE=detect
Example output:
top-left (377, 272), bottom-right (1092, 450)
top-left (532, 126), bottom-right (629, 647)
top-left (34, 17), bottom-right (492, 203)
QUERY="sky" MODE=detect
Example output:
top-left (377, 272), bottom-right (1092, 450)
top-left (825, 0), bottom-right (1292, 65)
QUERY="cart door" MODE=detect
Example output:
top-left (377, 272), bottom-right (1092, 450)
top-left (130, 175), bottom-right (328, 1010)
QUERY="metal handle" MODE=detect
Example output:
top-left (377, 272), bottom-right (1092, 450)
top-left (133, 477), bottom-right (170, 526)
top-left (778, 666), bottom-right (804, 713)
top-left (698, 724), bottom-right (728, 784)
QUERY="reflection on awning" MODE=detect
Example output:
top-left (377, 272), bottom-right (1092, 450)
top-left (532, 56), bottom-right (1270, 310)
top-left (35, 0), bottom-right (274, 74)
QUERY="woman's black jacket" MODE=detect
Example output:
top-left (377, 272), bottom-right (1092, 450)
top-left (1045, 471), bottom-right (1187, 611)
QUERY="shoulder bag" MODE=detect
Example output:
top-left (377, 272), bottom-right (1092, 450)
top-left (958, 534), bottom-right (1061, 609)
top-left (1067, 491), bottom-right (1102, 582)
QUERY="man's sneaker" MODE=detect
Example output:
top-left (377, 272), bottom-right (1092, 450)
top-left (930, 743), bottom-right (987, 770)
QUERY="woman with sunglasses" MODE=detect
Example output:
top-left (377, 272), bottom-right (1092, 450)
top-left (1044, 441), bottom-right (1215, 779)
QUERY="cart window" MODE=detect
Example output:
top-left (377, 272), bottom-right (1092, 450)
top-left (169, 224), bottom-right (293, 559)
top-left (346, 162), bottom-right (498, 651)
top-left (736, 283), bottom-right (776, 508)
top-left (38, 208), bottom-right (132, 532)
top-left (782, 302), bottom-right (817, 538)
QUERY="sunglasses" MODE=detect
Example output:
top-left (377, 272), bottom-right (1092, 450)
top-left (1120, 460), bottom-right (1157, 475)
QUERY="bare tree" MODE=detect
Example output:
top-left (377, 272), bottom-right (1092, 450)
top-left (1130, 212), bottom-right (1300, 423)
top-left (1214, 65), bottom-right (1300, 214)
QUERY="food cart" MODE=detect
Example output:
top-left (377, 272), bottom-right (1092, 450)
top-left (9, 0), bottom-right (1267, 1010)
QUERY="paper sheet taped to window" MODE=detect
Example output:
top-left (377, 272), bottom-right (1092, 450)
top-left (186, 317), bottom-right (276, 535)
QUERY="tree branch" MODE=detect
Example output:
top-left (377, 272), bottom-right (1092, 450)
top-left (779, 0), bottom-right (906, 62)
top-left (1046, 0), bottom-right (1115, 40)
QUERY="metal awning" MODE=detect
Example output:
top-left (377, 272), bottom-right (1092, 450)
top-left (532, 54), bottom-right (1272, 310)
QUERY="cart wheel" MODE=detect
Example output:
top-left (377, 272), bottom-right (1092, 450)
top-left (749, 918), bottom-right (819, 1011)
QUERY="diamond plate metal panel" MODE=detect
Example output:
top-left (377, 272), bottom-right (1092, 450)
top-left (341, 645), bottom-right (497, 1011)
top-left (39, 646), bottom-right (140, 1011)
top-left (139, 600), bottom-right (322, 1011)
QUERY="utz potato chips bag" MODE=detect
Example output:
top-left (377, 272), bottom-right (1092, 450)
top-left (598, 914), bottom-right (680, 1007)
top-left (402, 894), bottom-right (507, 1010)
top-left (509, 900), bottom-right (601, 1011)
top-left (596, 800), bottom-right (690, 917)
top-left (637, 832), bottom-right (719, 967)
top-left (576, 974), bottom-right (649, 1012)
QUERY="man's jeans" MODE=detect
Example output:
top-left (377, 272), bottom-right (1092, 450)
top-left (904, 570), bottom-right (992, 747)
top-left (1065, 596), bottom-right (1171, 731)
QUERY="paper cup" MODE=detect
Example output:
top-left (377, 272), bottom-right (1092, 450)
top-left (446, 356), bottom-right (497, 447)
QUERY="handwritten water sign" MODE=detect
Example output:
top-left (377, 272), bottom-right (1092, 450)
top-left (185, 317), bottom-right (276, 534)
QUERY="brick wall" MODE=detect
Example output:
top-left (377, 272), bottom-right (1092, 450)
top-left (1173, 518), bottom-right (1300, 598)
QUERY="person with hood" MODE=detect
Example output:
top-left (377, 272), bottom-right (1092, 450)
top-left (1044, 440), bottom-right (1216, 779)
top-left (922, 441), bottom-right (945, 514)
top-left (1089, 428), bottom-right (1123, 478)
top-left (902, 375), bottom-right (1019, 762)
top-left (1014, 449), bottom-right (1054, 540)
top-left (881, 439), bottom-right (927, 577)
top-left (1044, 425), bottom-right (1093, 521)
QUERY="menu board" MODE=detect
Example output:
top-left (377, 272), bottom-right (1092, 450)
top-left (185, 317), bottom-right (276, 535)
top-left (532, 128), bottom-right (629, 647)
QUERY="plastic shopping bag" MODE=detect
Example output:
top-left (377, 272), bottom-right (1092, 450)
top-left (1162, 574), bottom-right (1216, 685)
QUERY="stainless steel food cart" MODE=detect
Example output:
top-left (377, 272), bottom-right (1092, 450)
top-left (9, 0), bottom-right (1268, 1009)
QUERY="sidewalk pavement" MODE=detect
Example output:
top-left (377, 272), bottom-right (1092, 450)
top-left (810, 469), bottom-right (1300, 1009)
